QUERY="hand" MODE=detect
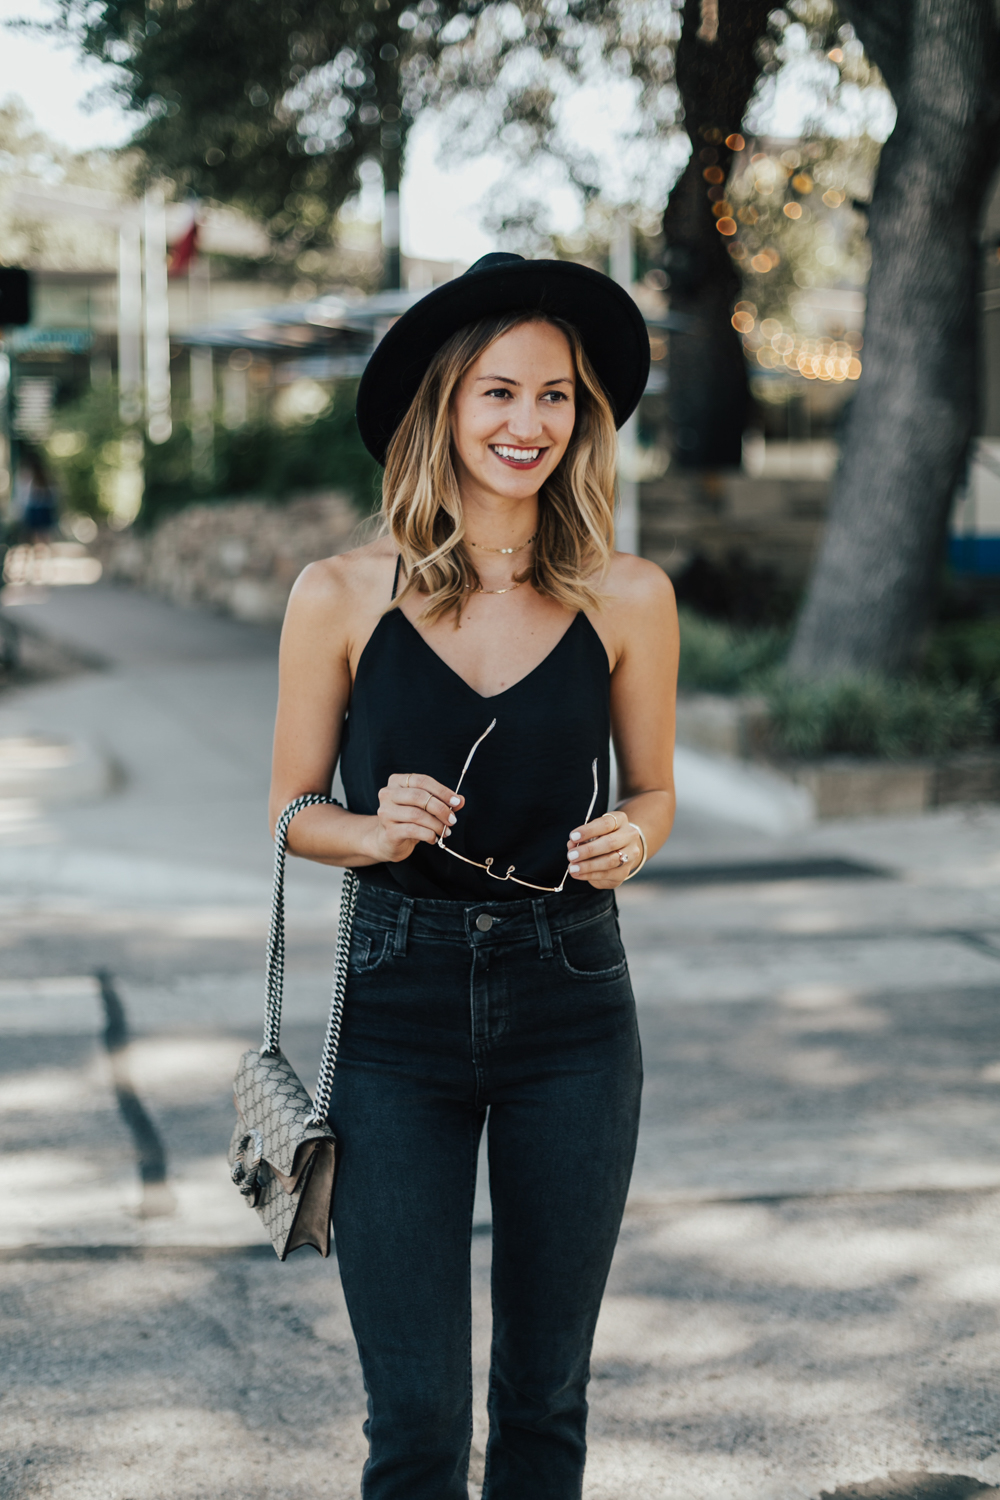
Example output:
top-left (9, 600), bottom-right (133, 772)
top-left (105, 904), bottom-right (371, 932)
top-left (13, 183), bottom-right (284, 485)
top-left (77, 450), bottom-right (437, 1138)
top-left (366, 772), bottom-right (464, 865)
top-left (566, 810), bottom-right (641, 889)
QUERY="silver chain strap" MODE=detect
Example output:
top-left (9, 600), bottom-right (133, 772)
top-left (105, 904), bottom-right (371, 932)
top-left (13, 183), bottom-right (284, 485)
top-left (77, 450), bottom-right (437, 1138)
top-left (263, 794), bottom-right (360, 1128)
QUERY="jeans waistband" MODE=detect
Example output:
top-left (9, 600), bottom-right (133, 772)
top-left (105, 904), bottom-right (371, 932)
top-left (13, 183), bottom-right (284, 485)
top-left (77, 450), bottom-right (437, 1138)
top-left (351, 879), bottom-right (616, 957)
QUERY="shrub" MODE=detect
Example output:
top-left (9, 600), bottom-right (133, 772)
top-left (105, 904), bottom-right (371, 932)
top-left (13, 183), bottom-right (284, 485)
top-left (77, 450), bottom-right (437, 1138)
top-left (924, 619), bottom-right (1000, 694)
top-left (677, 608), bottom-right (994, 759)
top-left (41, 381), bottom-right (381, 529)
top-left (141, 382), bottom-right (381, 526)
top-left (766, 673), bottom-right (991, 760)
top-left (678, 607), bottom-right (787, 694)
top-left (42, 386), bottom-right (123, 521)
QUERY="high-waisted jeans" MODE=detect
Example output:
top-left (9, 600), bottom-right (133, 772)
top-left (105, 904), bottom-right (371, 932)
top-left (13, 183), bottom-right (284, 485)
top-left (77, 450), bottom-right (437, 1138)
top-left (328, 881), bottom-right (643, 1500)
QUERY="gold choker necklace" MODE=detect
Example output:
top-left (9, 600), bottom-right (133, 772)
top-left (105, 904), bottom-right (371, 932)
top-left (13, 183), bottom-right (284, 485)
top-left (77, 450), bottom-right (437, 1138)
top-left (466, 532), bottom-right (537, 556)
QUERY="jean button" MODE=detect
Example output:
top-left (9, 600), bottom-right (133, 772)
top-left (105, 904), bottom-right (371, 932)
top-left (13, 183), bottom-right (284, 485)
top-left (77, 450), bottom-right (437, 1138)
top-left (475, 913), bottom-right (493, 932)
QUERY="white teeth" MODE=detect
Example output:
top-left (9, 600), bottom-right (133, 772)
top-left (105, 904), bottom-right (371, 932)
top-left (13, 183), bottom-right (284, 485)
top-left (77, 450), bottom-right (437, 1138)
top-left (492, 446), bottom-right (540, 462)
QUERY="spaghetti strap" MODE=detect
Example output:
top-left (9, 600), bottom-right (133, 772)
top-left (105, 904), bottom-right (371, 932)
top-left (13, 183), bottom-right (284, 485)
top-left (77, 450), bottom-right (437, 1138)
top-left (391, 555), bottom-right (402, 601)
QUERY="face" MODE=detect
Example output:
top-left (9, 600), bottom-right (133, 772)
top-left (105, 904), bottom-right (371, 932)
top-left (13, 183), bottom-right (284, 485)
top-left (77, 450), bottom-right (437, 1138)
top-left (449, 320), bottom-right (577, 501)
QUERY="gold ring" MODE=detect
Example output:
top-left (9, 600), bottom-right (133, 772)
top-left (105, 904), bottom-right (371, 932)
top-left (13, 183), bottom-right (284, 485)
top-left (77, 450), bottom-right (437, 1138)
top-left (404, 774), bottom-right (411, 789)
top-left (424, 792), bottom-right (432, 810)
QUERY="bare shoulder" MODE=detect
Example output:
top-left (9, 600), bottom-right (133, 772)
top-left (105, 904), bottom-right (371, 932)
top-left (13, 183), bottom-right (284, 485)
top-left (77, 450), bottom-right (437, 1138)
top-left (585, 554), bottom-right (677, 669)
top-left (282, 536), bottom-right (396, 667)
top-left (604, 552), bottom-right (677, 616)
top-left (288, 535), bottom-right (396, 618)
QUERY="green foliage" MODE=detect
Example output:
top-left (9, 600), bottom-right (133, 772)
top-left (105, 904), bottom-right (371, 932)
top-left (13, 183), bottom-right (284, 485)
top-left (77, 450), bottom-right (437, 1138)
top-left (43, 386), bottom-right (130, 519)
top-left (766, 675), bottom-right (991, 761)
top-left (44, 381), bottom-right (380, 526)
top-left (678, 607), bottom-right (786, 693)
top-left (52, 0), bottom-right (471, 243)
top-left (923, 619), bottom-right (1000, 695)
top-left (678, 606), bottom-right (996, 759)
top-left (142, 387), bottom-right (381, 525)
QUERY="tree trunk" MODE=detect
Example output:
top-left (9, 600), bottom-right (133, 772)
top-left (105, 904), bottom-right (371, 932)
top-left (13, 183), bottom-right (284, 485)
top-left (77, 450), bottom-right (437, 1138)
top-left (788, 0), bottom-right (1000, 679)
top-left (664, 0), bottom-right (773, 469)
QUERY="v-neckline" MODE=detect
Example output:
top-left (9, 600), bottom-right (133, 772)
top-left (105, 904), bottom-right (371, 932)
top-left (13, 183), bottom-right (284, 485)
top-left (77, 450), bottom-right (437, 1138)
top-left (397, 609), bottom-right (584, 702)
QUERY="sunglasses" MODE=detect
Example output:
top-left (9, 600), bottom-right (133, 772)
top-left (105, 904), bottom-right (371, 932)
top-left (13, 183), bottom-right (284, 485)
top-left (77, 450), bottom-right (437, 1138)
top-left (435, 718), bottom-right (599, 894)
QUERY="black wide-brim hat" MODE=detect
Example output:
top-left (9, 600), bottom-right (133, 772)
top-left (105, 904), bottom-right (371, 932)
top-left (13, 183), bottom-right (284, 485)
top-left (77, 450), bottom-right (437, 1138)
top-left (355, 252), bottom-right (651, 465)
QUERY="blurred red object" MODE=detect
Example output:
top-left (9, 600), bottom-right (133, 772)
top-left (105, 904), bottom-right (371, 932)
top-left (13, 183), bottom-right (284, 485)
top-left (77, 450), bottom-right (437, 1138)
top-left (168, 219), bottom-right (199, 277)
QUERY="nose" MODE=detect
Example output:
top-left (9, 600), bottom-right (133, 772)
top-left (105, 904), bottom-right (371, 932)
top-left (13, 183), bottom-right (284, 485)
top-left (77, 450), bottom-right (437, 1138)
top-left (505, 395), bottom-right (544, 442)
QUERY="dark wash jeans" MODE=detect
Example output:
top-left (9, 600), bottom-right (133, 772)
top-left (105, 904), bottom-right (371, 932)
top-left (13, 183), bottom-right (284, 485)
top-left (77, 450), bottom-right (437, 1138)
top-left (328, 880), bottom-right (643, 1500)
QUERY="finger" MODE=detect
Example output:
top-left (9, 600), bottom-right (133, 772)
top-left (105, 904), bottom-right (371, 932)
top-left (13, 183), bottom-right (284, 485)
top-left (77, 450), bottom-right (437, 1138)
top-left (569, 842), bottom-right (637, 876)
top-left (384, 795), bottom-right (453, 838)
top-left (570, 855), bottom-right (628, 879)
top-left (568, 811), bottom-right (625, 846)
top-left (567, 834), bottom-right (623, 863)
top-left (389, 773), bottom-right (464, 810)
top-left (566, 829), bottom-right (633, 864)
top-left (569, 862), bottom-right (625, 886)
top-left (397, 787), bottom-right (459, 827)
top-left (571, 868), bottom-right (621, 887)
top-left (380, 803), bottom-right (451, 840)
top-left (379, 785), bottom-right (456, 834)
top-left (386, 820), bottom-right (447, 846)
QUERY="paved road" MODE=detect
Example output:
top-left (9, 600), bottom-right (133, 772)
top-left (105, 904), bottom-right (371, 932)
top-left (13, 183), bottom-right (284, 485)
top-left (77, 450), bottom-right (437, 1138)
top-left (1, 581), bottom-right (999, 1500)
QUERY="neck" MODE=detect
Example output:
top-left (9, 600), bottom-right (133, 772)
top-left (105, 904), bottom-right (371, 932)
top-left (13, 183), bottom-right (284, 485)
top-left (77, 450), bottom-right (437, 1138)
top-left (460, 491), bottom-right (540, 550)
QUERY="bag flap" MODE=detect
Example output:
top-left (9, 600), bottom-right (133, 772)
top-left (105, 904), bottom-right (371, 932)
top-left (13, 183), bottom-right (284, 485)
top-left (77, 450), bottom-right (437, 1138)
top-left (233, 1047), bottom-right (334, 1181)
top-left (284, 1139), bottom-right (337, 1256)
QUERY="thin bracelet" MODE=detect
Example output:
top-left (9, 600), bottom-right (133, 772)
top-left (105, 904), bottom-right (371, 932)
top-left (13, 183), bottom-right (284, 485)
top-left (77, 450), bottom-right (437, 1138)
top-left (624, 821), bottom-right (647, 879)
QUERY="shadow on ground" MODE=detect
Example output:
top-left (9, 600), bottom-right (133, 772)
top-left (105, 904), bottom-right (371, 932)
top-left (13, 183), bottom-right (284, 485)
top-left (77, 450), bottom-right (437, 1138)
top-left (820, 1474), bottom-right (1000, 1498)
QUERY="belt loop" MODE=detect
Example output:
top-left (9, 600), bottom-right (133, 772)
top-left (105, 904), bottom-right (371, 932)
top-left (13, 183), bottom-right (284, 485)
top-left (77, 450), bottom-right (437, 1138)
top-left (394, 897), bottom-right (414, 957)
top-left (532, 898), bottom-right (553, 959)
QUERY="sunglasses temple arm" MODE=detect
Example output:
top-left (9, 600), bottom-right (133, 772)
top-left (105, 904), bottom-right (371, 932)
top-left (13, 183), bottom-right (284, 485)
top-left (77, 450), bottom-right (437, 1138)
top-left (583, 759), bottom-right (599, 826)
top-left (556, 760), bottom-right (601, 893)
top-left (453, 717), bottom-right (497, 798)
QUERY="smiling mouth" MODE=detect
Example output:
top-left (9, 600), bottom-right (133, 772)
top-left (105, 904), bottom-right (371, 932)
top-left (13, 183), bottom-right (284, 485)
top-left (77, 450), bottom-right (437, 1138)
top-left (489, 445), bottom-right (547, 467)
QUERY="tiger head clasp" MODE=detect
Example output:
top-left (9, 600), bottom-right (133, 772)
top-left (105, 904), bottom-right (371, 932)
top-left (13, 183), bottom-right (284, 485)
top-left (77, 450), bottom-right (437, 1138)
top-left (231, 1129), bottom-right (264, 1205)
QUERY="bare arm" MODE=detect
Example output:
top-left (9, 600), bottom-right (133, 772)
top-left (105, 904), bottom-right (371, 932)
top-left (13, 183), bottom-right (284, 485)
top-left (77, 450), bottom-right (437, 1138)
top-left (268, 553), bottom-right (463, 865)
top-left (567, 557), bottom-right (678, 888)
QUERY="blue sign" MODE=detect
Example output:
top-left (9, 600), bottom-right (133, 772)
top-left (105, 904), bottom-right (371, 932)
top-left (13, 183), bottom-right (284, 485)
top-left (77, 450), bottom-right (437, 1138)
top-left (7, 328), bottom-right (93, 354)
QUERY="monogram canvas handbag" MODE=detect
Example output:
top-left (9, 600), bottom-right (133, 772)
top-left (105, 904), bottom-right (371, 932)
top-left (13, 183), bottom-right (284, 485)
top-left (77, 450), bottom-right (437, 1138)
top-left (228, 794), bottom-right (359, 1260)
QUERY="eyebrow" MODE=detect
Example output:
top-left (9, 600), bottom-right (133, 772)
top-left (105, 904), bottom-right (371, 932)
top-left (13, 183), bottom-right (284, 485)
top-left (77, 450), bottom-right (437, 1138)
top-left (474, 375), bottom-right (574, 386)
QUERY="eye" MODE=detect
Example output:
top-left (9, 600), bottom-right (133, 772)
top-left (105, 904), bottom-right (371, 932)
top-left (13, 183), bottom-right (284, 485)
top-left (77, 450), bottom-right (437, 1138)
top-left (542, 390), bottom-right (570, 403)
top-left (484, 387), bottom-right (513, 399)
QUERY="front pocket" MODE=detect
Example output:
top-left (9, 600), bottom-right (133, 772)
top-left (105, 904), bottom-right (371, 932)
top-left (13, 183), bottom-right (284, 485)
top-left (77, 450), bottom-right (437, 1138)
top-left (555, 915), bottom-right (628, 981)
top-left (347, 928), bottom-right (392, 974)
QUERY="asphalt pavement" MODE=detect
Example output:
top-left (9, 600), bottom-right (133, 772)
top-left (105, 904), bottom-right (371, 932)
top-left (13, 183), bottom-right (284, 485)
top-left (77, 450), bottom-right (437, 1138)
top-left (1, 579), bottom-right (999, 1500)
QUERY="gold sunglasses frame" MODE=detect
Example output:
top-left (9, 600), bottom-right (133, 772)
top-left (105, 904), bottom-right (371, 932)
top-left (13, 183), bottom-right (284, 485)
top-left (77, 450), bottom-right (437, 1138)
top-left (435, 718), bottom-right (600, 895)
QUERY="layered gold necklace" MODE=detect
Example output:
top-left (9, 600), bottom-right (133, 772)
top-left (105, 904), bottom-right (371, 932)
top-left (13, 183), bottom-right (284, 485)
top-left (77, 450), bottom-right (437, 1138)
top-left (464, 530), bottom-right (536, 595)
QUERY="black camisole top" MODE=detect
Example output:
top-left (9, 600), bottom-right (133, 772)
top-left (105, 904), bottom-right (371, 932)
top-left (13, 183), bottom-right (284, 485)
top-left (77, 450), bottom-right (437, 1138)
top-left (339, 564), bottom-right (611, 902)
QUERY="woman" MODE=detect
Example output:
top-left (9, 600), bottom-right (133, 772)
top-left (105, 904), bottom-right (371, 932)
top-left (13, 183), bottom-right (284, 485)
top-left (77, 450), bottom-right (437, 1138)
top-left (270, 251), bottom-right (679, 1499)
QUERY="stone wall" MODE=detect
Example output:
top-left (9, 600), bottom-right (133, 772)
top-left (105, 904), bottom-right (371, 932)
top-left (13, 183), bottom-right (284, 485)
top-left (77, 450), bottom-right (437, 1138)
top-left (96, 493), bottom-right (363, 624)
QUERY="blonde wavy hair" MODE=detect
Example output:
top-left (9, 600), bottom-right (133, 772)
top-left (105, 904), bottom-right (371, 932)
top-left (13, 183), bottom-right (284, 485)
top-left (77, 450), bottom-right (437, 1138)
top-left (381, 311), bottom-right (619, 624)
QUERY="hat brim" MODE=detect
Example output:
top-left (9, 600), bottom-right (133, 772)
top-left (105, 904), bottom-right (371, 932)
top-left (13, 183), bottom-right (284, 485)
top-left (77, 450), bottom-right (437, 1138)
top-left (355, 259), bottom-right (651, 465)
